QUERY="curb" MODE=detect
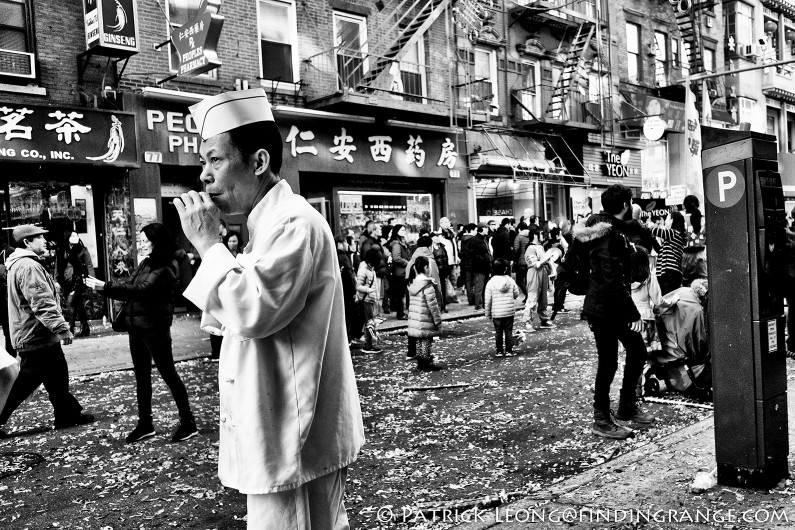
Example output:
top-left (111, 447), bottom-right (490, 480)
top-left (455, 414), bottom-right (715, 530)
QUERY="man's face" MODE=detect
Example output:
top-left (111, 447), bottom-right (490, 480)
top-left (199, 133), bottom-right (259, 215)
top-left (440, 218), bottom-right (451, 230)
top-left (488, 221), bottom-right (497, 232)
top-left (478, 227), bottom-right (489, 237)
top-left (25, 234), bottom-right (47, 257)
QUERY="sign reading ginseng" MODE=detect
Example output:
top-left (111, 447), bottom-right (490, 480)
top-left (83, 0), bottom-right (140, 57)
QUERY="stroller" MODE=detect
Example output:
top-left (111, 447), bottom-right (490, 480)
top-left (643, 280), bottom-right (712, 402)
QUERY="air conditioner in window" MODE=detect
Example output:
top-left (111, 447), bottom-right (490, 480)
top-left (741, 44), bottom-right (758, 58)
top-left (0, 49), bottom-right (36, 79)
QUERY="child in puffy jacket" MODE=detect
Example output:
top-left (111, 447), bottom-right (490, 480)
top-left (485, 259), bottom-right (521, 357)
top-left (356, 247), bottom-right (383, 354)
top-left (407, 256), bottom-right (444, 371)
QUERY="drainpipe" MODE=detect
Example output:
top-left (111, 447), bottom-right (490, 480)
top-left (502, 0), bottom-right (509, 127)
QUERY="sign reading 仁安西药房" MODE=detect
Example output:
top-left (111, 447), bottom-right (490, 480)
top-left (170, 0), bottom-right (225, 77)
top-left (83, 0), bottom-right (140, 57)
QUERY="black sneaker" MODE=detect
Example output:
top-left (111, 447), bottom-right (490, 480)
top-left (125, 423), bottom-right (156, 444)
top-left (361, 347), bottom-right (383, 354)
top-left (54, 412), bottom-right (95, 430)
top-left (494, 351), bottom-right (505, 358)
top-left (170, 421), bottom-right (198, 443)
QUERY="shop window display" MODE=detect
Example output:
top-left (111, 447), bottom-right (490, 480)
top-left (338, 191), bottom-right (433, 240)
top-left (7, 181), bottom-right (102, 319)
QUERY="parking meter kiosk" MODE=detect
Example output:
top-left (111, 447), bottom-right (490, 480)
top-left (702, 127), bottom-right (788, 489)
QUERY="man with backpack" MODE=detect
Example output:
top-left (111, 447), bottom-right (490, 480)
top-left (573, 185), bottom-right (655, 440)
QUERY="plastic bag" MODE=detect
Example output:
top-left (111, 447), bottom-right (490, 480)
top-left (445, 278), bottom-right (459, 304)
top-left (0, 348), bottom-right (20, 413)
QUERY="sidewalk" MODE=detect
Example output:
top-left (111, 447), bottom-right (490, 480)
top-left (453, 383), bottom-right (795, 529)
top-left (54, 293), bottom-right (497, 376)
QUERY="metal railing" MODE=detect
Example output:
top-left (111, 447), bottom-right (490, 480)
top-left (511, 85), bottom-right (603, 125)
top-left (302, 46), bottom-right (444, 104)
top-left (454, 77), bottom-right (495, 115)
top-left (511, 0), bottom-right (606, 23)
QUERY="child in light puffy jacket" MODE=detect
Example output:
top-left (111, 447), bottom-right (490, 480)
top-left (485, 259), bottom-right (521, 357)
top-left (407, 256), bottom-right (444, 371)
top-left (356, 247), bottom-right (383, 354)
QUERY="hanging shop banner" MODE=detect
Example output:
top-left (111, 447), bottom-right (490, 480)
top-left (620, 93), bottom-right (686, 133)
top-left (0, 103), bottom-right (138, 168)
top-left (170, 0), bottom-right (225, 76)
top-left (640, 142), bottom-right (669, 199)
top-left (83, 0), bottom-right (140, 57)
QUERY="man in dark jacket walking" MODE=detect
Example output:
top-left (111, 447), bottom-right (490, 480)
top-left (491, 218), bottom-right (514, 265)
top-left (0, 225), bottom-right (94, 438)
top-left (575, 185), bottom-right (654, 440)
top-left (513, 221), bottom-right (530, 300)
top-left (464, 223), bottom-right (492, 310)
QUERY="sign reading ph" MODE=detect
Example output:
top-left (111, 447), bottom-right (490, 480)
top-left (170, 0), bottom-right (224, 76)
top-left (83, 0), bottom-right (140, 57)
top-left (706, 164), bottom-right (745, 208)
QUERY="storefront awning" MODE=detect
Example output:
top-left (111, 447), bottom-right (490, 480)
top-left (763, 87), bottom-right (795, 105)
top-left (466, 128), bottom-right (588, 186)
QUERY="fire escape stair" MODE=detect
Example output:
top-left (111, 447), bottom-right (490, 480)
top-left (357, 0), bottom-right (450, 89)
top-left (675, 5), bottom-right (704, 77)
top-left (545, 23), bottom-right (595, 121)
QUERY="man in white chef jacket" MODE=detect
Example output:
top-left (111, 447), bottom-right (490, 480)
top-left (174, 88), bottom-right (364, 529)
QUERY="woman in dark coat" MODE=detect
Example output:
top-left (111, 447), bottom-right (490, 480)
top-left (86, 223), bottom-right (197, 444)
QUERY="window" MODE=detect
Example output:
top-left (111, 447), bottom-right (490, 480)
top-left (0, 0), bottom-right (34, 79)
top-left (333, 11), bottom-right (368, 90)
top-left (168, 0), bottom-right (217, 78)
top-left (703, 47), bottom-right (716, 73)
top-left (767, 108), bottom-right (779, 147)
top-left (788, 113), bottom-right (795, 152)
top-left (726, 1), bottom-right (754, 49)
top-left (681, 41), bottom-right (690, 78)
top-left (626, 22), bottom-right (641, 82)
top-left (258, 0), bottom-right (298, 83)
top-left (399, 39), bottom-right (426, 103)
top-left (654, 31), bottom-right (668, 85)
top-left (474, 47), bottom-right (499, 114)
top-left (738, 97), bottom-right (756, 126)
top-left (671, 37), bottom-right (680, 68)
top-left (519, 60), bottom-right (539, 120)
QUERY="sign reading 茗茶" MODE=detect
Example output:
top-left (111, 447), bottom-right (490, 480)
top-left (0, 103), bottom-right (138, 167)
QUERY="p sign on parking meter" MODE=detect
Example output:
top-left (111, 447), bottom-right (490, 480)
top-left (705, 164), bottom-right (745, 208)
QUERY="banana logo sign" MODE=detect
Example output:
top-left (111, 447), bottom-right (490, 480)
top-left (87, 115), bottom-right (125, 163)
top-left (107, 0), bottom-right (127, 32)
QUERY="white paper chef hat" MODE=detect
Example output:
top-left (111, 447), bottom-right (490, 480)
top-left (189, 88), bottom-right (275, 140)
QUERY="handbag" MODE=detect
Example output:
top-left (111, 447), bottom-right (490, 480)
top-left (445, 277), bottom-right (459, 304)
top-left (111, 301), bottom-right (129, 332)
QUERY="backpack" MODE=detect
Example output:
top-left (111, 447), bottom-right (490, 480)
top-left (557, 238), bottom-right (589, 296)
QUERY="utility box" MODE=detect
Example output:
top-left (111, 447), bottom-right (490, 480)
top-left (702, 127), bottom-right (789, 488)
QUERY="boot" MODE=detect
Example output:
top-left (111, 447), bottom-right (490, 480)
top-left (77, 323), bottom-right (90, 337)
top-left (592, 409), bottom-right (633, 440)
top-left (615, 399), bottom-right (656, 424)
top-left (417, 358), bottom-right (446, 371)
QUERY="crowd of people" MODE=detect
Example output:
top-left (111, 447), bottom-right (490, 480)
top-left (335, 186), bottom-right (711, 439)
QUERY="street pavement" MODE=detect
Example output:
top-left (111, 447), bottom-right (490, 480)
top-left (9, 294), bottom-right (795, 529)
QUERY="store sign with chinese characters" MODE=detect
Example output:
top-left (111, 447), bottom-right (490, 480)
top-left (83, 0), bottom-right (140, 57)
top-left (0, 103), bottom-right (138, 167)
top-left (170, 0), bottom-right (224, 76)
top-left (281, 120), bottom-right (463, 180)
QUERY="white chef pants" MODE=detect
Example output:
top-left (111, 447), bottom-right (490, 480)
top-left (246, 468), bottom-right (349, 530)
